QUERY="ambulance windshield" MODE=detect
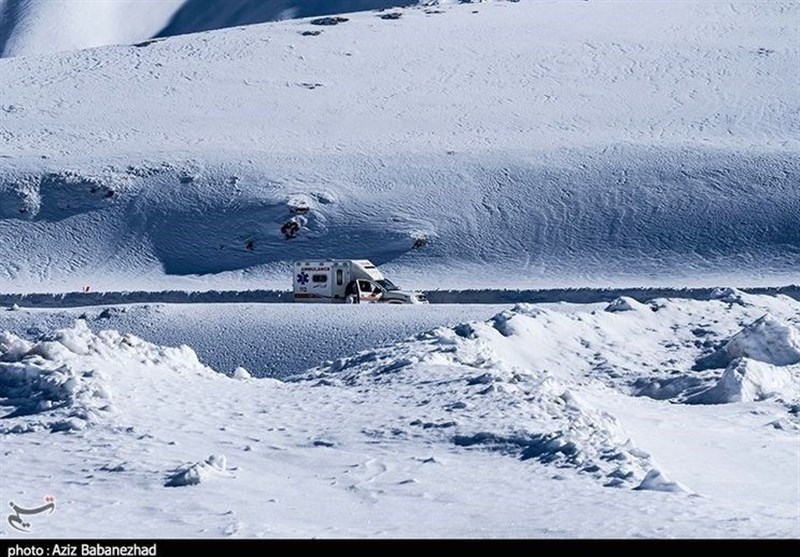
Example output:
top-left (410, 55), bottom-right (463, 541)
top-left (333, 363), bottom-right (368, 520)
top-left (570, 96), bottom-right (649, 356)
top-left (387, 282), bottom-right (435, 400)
top-left (376, 279), bottom-right (399, 291)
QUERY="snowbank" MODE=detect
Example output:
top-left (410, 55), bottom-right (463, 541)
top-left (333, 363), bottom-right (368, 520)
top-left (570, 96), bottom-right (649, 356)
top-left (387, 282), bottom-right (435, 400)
top-left (605, 297), bottom-right (647, 313)
top-left (688, 358), bottom-right (799, 405)
top-left (232, 366), bottom-right (252, 380)
top-left (305, 304), bottom-right (676, 490)
top-left (0, 322), bottom-right (114, 433)
top-left (0, 320), bottom-right (218, 433)
top-left (709, 287), bottom-right (747, 305)
top-left (634, 469), bottom-right (691, 494)
top-left (688, 314), bottom-right (800, 404)
top-left (695, 315), bottom-right (800, 370)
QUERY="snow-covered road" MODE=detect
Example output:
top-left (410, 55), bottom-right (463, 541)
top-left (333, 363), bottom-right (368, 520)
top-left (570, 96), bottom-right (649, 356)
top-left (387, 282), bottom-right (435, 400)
top-left (0, 303), bottom-right (510, 377)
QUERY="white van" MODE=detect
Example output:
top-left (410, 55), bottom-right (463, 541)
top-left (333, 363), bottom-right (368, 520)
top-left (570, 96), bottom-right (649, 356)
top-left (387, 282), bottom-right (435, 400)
top-left (293, 260), bottom-right (428, 304)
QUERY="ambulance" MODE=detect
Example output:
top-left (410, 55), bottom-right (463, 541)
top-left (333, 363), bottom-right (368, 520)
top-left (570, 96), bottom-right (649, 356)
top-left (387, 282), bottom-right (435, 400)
top-left (292, 260), bottom-right (428, 304)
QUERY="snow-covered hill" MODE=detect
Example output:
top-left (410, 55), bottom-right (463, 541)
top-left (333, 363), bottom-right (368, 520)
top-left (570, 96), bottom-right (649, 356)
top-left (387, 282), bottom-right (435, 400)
top-left (0, 0), bottom-right (797, 293)
top-left (0, 0), bottom-right (185, 58)
top-left (157, 0), bottom-right (426, 42)
top-left (0, 0), bottom-right (420, 58)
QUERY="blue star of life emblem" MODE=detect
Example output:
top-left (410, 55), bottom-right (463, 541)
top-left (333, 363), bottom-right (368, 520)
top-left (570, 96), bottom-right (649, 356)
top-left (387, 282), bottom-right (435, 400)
top-left (297, 272), bottom-right (309, 285)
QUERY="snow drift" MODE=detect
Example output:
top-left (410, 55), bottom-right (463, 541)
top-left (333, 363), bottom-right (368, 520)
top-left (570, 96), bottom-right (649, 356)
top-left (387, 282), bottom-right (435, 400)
top-left (689, 358), bottom-right (799, 405)
top-left (2, 150), bottom-right (797, 293)
top-left (164, 454), bottom-right (232, 487)
top-left (0, 319), bottom-right (215, 433)
top-left (0, 322), bottom-right (115, 433)
top-left (301, 304), bottom-right (686, 490)
top-left (694, 314), bottom-right (800, 370)
top-left (0, 312), bottom-right (671, 490)
top-left (689, 314), bottom-right (800, 404)
top-left (156, 1), bottom-right (423, 42)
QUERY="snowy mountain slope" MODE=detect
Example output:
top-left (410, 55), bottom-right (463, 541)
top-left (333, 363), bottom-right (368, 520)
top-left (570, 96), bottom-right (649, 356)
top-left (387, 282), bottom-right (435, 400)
top-left (157, 0), bottom-right (422, 40)
top-left (1, 294), bottom-right (798, 537)
top-left (0, 0), bottom-right (185, 58)
top-left (0, 1), bottom-right (798, 293)
top-left (0, 0), bottom-right (421, 58)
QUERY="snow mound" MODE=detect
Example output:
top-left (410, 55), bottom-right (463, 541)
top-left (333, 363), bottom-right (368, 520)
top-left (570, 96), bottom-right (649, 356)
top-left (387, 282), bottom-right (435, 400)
top-left (708, 287), bottom-right (747, 306)
top-left (0, 322), bottom-right (114, 433)
top-left (304, 305), bottom-right (669, 489)
top-left (232, 366), bottom-right (252, 380)
top-left (695, 315), bottom-right (800, 370)
top-left (687, 358), bottom-right (799, 405)
top-left (164, 454), bottom-right (232, 487)
top-left (604, 297), bottom-right (646, 313)
top-left (634, 469), bottom-right (692, 494)
top-left (0, 320), bottom-right (219, 433)
top-left (709, 287), bottom-right (746, 305)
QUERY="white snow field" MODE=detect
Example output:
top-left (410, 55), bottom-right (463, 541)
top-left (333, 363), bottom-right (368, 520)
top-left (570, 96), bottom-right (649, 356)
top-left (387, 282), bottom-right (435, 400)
top-left (0, 0), bottom-right (797, 293)
top-left (1, 0), bottom-right (799, 541)
top-left (0, 292), bottom-right (798, 538)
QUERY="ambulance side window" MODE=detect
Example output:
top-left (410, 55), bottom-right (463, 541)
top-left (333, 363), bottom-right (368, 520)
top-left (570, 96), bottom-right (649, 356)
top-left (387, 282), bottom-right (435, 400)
top-left (336, 269), bottom-right (343, 286)
top-left (358, 280), bottom-right (371, 292)
top-left (312, 274), bottom-right (328, 283)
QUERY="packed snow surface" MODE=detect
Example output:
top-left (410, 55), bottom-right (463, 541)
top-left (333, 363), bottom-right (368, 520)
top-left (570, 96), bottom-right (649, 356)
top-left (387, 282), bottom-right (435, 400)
top-left (1, 294), bottom-right (798, 537)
